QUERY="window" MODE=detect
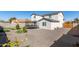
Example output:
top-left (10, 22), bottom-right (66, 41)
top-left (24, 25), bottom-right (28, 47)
top-left (49, 15), bottom-right (51, 18)
top-left (42, 22), bottom-right (46, 26)
top-left (34, 15), bottom-right (36, 18)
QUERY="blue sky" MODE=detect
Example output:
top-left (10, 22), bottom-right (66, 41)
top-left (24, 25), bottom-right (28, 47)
top-left (0, 11), bottom-right (79, 21)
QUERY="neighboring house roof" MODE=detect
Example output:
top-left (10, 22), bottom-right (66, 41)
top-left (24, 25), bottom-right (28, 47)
top-left (11, 19), bottom-right (32, 23)
top-left (38, 18), bottom-right (59, 22)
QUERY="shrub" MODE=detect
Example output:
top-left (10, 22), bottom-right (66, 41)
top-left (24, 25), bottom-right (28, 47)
top-left (2, 43), bottom-right (10, 47)
top-left (2, 42), bottom-right (17, 47)
top-left (16, 27), bottom-right (27, 33)
top-left (4, 27), bottom-right (16, 30)
top-left (2, 37), bottom-right (20, 47)
top-left (0, 28), bottom-right (10, 32)
top-left (16, 24), bottom-right (20, 30)
top-left (23, 27), bottom-right (27, 32)
top-left (76, 25), bottom-right (79, 29)
top-left (10, 27), bottom-right (16, 30)
top-left (4, 29), bottom-right (10, 32)
top-left (14, 37), bottom-right (20, 46)
top-left (0, 29), bottom-right (4, 32)
top-left (16, 29), bottom-right (23, 33)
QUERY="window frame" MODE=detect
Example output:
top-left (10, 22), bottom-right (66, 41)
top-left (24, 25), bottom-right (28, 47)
top-left (42, 22), bottom-right (46, 26)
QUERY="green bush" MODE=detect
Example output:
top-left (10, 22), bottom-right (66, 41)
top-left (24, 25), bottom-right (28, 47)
top-left (2, 42), bottom-right (18, 47)
top-left (0, 29), bottom-right (4, 32)
top-left (10, 27), bottom-right (16, 30)
top-left (4, 29), bottom-right (10, 32)
top-left (2, 37), bottom-right (20, 47)
top-left (16, 27), bottom-right (27, 33)
top-left (23, 27), bottom-right (27, 32)
top-left (5, 27), bottom-right (16, 30)
top-left (16, 29), bottom-right (23, 33)
top-left (16, 24), bottom-right (20, 30)
top-left (76, 25), bottom-right (79, 29)
top-left (0, 29), bottom-right (10, 32)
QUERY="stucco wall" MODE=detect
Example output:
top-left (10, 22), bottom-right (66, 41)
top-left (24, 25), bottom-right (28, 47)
top-left (50, 15), bottom-right (58, 20)
top-left (51, 22), bottom-right (63, 30)
top-left (58, 12), bottom-right (64, 23)
top-left (37, 20), bottom-right (63, 30)
top-left (37, 20), bottom-right (51, 30)
top-left (0, 22), bottom-right (25, 28)
top-left (31, 15), bottom-right (42, 21)
top-left (44, 16), bottom-right (50, 19)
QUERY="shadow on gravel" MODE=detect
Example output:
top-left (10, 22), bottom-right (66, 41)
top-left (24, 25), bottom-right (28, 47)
top-left (0, 26), bottom-right (9, 46)
top-left (50, 24), bottom-right (79, 47)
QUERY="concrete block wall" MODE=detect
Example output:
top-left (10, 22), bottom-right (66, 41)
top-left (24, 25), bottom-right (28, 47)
top-left (0, 22), bottom-right (25, 28)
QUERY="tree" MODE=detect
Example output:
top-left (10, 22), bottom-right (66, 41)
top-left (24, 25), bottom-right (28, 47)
top-left (9, 17), bottom-right (16, 23)
top-left (74, 18), bottom-right (79, 23)
top-left (16, 24), bottom-right (20, 30)
top-left (0, 20), bottom-right (5, 22)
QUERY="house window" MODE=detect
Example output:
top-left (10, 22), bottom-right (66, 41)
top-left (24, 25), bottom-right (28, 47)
top-left (49, 15), bottom-right (51, 18)
top-left (42, 22), bottom-right (46, 26)
top-left (34, 15), bottom-right (36, 18)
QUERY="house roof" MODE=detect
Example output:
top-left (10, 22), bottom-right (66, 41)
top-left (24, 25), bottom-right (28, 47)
top-left (42, 11), bottom-right (62, 16)
top-left (32, 11), bottom-right (63, 16)
top-left (11, 19), bottom-right (32, 23)
top-left (38, 18), bottom-right (59, 22)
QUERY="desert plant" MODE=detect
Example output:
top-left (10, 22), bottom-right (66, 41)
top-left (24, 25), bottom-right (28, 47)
top-left (4, 29), bottom-right (10, 32)
top-left (16, 24), bottom-right (20, 30)
top-left (0, 29), bottom-right (10, 32)
top-left (2, 42), bottom-right (17, 47)
top-left (0, 29), bottom-right (4, 32)
top-left (16, 29), bottom-right (23, 33)
top-left (23, 27), bottom-right (27, 33)
top-left (76, 25), bottom-right (79, 29)
top-left (4, 27), bottom-right (16, 30)
top-left (2, 43), bottom-right (10, 47)
top-left (16, 27), bottom-right (27, 33)
top-left (11, 27), bottom-right (16, 30)
top-left (2, 37), bottom-right (20, 47)
top-left (14, 37), bottom-right (20, 46)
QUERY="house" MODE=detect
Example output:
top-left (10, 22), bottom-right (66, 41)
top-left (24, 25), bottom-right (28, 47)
top-left (11, 19), bottom-right (32, 23)
top-left (31, 12), bottom-right (64, 30)
top-left (11, 19), bottom-right (38, 28)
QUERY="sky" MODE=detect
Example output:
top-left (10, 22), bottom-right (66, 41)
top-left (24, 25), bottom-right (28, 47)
top-left (0, 11), bottom-right (79, 21)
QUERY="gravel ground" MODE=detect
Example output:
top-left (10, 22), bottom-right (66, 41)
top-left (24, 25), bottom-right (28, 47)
top-left (27, 28), bottom-right (71, 47)
top-left (51, 24), bottom-right (79, 47)
top-left (6, 30), bottom-right (28, 47)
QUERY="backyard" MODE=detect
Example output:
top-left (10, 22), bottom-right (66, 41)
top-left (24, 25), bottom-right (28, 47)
top-left (0, 24), bottom-right (28, 47)
top-left (0, 22), bottom-right (78, 47)
top-left (27, 23), bottom-right (79, 47)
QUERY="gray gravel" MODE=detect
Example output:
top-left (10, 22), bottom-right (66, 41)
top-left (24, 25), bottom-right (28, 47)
top-left (27, 28), bottom-right (71, 47)
top-left (6, 30), bottom-right (28, 47)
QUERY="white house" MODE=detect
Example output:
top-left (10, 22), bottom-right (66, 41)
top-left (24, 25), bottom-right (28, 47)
top-left (31, 12), bottom-right (64, 30)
